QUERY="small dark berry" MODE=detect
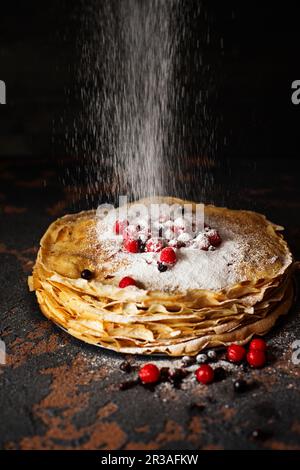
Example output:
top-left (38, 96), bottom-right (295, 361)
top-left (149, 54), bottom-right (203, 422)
top-left (169, 368), bottom-right (188, 380)
top-left (169, 368), bottom-right (188, 388)
top-left (158, 262), bottom-right (168, 272)
top-left (233, 379), bottom-right (248, 393)
top-left (120, 361), bottom-right (132, 373)
top-left (182, 356), bottom-right (196, 367)
top-left (176, 241), bottom-right (186, 249)
top-left (160, 367), bottom-right (170, 382)
top-left (196, 353), bottom-right (208, 364)
top-left (138, 240), bottom-right (146, 252)
top-left (81, 269), bottom-right (93, 280)
top-left (207, 350), bottom-right (217, 361)
top-left (250, 429), bottom-right (271, 441)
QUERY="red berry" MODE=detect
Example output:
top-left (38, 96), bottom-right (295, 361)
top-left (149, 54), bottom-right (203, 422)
top-left (122, 225), bottom-right (139, 240)
top-left (119, 276), bottom-right (136, 288)
top-left (114, 219), bottom-right (128, 235)
top-left (123, 239), bottom-right (139, 253)
top-left (247, 350), bottom-right (266, 368)
top-left (160, 247), bottom-right (177, 265)
top-left (195, 364), bottom-right (214, 384)
top-left (207, 229), bottom-right (222, 247)
top-left (146, 237), bottom-right (163, 253)
top-left (227, 344), bottom-right (246, 363)
top-left (249, 338), bottom-right (267, 352)
top-left (139, 364), bottom-right (160, 384)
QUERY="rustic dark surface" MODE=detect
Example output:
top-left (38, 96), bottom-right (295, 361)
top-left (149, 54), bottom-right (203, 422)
top-left (0, 156), bottom-right (300, 450)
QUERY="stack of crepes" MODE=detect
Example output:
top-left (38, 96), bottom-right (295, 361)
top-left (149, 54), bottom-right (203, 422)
top-left (29, 197), bottom-right (296, 356)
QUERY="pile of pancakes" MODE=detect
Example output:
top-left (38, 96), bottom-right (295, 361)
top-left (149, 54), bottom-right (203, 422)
top-left (29, 197), bottom-right (295, 356)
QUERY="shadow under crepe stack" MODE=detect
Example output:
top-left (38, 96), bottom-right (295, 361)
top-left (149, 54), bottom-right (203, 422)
top-left (29, 197), bottom-right (296, 356)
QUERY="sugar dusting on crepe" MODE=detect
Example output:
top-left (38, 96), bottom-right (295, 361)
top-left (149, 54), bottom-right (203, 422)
top-left (113, 239), bottom-right (242, 292)
top-left (95, 208), bottom-right (286, 292)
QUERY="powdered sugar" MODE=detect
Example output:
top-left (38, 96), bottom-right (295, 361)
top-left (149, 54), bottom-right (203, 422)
top-left (94, 205), bottom-right (290, 293)
top-left (95, 210), bottom-right (245, 291)
top-left (114, 234), bottom-right (242, 291)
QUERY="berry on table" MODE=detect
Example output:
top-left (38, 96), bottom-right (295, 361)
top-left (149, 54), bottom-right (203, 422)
top-left (207, 350), bottom-right (217, 360)
top-left (227, 344), bottom-right (246, 363)
top-left (139, 364), bottom-right (160, 384)
top-left (119, 276), bottom-right (136, 288)
top-left (195, 364), bottom-right (214, 384)
top-left (233, 379), bottom-right (248, 393)
top-left (247, 349), bottom-right (266, 368)
top-left (181, 356), bottom-right (196, 367)
top-left (249, 338), bottom-right (267, 352)
top-left (196, 353), bottom-right (208, 364)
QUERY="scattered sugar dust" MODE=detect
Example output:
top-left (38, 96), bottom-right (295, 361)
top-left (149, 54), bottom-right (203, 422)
top-left (59, 0), bottom-right (225, 207)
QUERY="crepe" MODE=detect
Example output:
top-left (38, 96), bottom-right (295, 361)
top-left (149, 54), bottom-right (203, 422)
top-left (28, 197), bottom-right (296, 356)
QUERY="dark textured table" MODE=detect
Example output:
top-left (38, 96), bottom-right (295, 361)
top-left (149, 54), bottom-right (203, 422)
top-left (0, 156), bottom-right (300, 450)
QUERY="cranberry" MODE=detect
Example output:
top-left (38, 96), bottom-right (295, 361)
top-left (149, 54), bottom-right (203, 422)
top-left (123, 239), bottom-right (139, 253)
top-left (227, 344), bottom-right (246, 363)
top-left (207, 229), bottom-right (222, 247)
top-left (247, 349), bottom-right (266, 368)
top-left (114, 219), bottom-right (128, 235)
top-left (249, 338), bottom-right (267, 352)
top-left (138, 364), bottom-right (160, 384)
top-left (119, 276), bottom-right (136, 288)
top-left (160, 247), bottom-right (177, 265)
top-left (195, 364), bottom-right (214, 384)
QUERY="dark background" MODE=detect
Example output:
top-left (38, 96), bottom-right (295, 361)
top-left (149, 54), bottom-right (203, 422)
top-left (0, 0), bottom-right (299, 162)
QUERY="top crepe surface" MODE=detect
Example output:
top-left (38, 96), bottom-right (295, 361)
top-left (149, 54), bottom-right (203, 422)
top-left (32, 197), bottom-right (293, 297)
